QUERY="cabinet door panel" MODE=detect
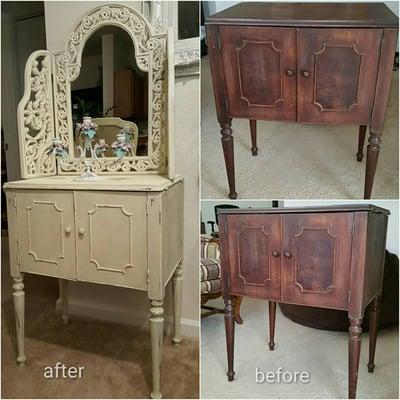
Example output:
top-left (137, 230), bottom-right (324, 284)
top-left (75, 191), bottom-right (148, 289)
top-left (298, 28), bottom-right (382, 123)
top-left (282, 213), bottom-right (352, 310)
top-left (220, 26), bottom-right (297, 121)
top-left (16, 190), bottom-right (76, 279)
top-left (226, 214), bottom-right (281, 300)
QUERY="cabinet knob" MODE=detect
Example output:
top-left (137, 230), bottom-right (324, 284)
top-left (285, 69), bottom-right (294, 77)
top-left (302, 70), bottom-right (310, 78)
top-left (284, 251), bottom-right (292, 259)
top-left (65, 226), bottom-right (72, 235)
top-left (78, 228), bottom-right (85, 236)
top-left (272, 250), bottom-right (280, 257)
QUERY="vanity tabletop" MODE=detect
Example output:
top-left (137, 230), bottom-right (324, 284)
top-left (3, 174), bottom-right (183, 192)
top-left (206, 2), bottom-right (399, 28)
top-left (217, 204), bottom-right (390, 215)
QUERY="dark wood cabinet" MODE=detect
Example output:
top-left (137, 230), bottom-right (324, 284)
top-left (218, 204), bottom-right (390, 399)
top-left (206, 2), bottom-right (398, 199)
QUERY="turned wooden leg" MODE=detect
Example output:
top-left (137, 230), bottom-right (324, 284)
top-left (364, 130), bottom-right (382, 199)
top-left (368, 296), bottom-right (381, 373)
top-left (13, 275), bottom-right (26, 364)
top-left (349, 317), bottom-right (363, 399)
top-left (234, 296), bottom-right (243, 324)
top-left (224, 297), bottom-right (235, 381)
top-left (268, 301), bottom-right (276, 351)
top-left (150, 300), bottom-right (164, 399)
top-left (220, 120), bottom-right (237, 199)
top-left (249, 119), bottom-right (258, 156)
top-left (172, 263), bottom-right (183, 345)
top-left (356, 125), bottom-right (367, 162)
top-left (61, 279), bottom-right (69, 325)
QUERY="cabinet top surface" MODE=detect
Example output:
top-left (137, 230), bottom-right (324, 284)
top-left (3, 174), bottom-right (183, 192)
top-left (218, 204), bottom-right (390, 215)
top-left (206, 2), bottom-right (399, 28)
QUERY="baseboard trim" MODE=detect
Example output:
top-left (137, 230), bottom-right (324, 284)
top-left (56, 297), bottom-right (199, 339)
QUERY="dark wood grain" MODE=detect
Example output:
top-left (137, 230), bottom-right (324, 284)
top-left (207, 2), bottom-right (398, 199)
top-left (206, 2), bottom-right (398, 28)
top-left (249, 119), bottom-right (257, 156)
top-left (367, 295), bottom-right (381, 373)
top-left (218, 206), bottom-right (389, 398)
top-left (349, 317), bottom-right (363, 399)
top-left (297, 28), bottom-right (381, 124)
top-left (268, 301), bottom-right (276, 350)
top-left (357, 125), bottom-right (367, 162)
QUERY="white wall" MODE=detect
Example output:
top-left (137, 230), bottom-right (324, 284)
top-left (45, 1), bottom-right (199, 338)
top-left (284, 200), bottom-right (399, 256)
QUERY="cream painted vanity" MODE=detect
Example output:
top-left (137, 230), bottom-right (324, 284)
top-left (4, 5), bottom-right (182, 399)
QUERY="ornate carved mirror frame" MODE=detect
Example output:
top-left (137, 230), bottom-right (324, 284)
top-left (18, 4), bottom-right (170, 178)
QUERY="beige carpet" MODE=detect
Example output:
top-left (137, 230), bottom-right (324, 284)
top-left (201, 56), bottom-right (399, 199)
top-left (201, 298), bottom-right (399, 399)
top-left (1, 237), bottom-right (199, 399)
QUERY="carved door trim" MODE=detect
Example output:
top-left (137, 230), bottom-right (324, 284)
top-left (281, 213), bottom-right (353, 310)
top-left (16, 190), bottom-right (76, 279)
top-left (297, 28), bottom-right (382, 123)
top-left (220, 26), bottom-right (297, 121)
top-left (226, 214), bottom-right (281, 300)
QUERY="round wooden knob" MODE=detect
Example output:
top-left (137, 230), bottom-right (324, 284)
top-left (65, 226), bottom-right (72, 235)
top-left (302, 71), bottom-right (310, 78)
top-left (272, 250), bottom-right (280, 257)
top-left (78, 227), bottom-right (85, 236)
top-left (286, 69), bottom-right (294, 77)
top-left (284, 251), bottom-right (292, 259)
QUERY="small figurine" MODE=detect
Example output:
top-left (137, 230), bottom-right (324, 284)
top-left (112, 132), bottom-right (133, 160)
top-left (47, 138), bottom-right (68, 159)
top-left (94, 139), bottom-right (109, 158)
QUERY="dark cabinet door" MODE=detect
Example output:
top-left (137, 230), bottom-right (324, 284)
top-left (282, 213), bottom-right (353, 310)
top-left (297, 28), bottom-right (382, 124)
top-left (220, 26), bottom-right (297, 121)
top-left (226, 214), bottom-right (281, 300)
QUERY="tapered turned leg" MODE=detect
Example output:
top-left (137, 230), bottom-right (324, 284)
top-left (220, 120), bottom-right (237, 199)
top-left (61, 279), bottom-right (69, 325)
top-left (349, 318), bottom-right (363, 399)
top-left (356, 125), bottom-right (367, 162)
top-left (368, 296), bottom-right (381, 373)
top-left (249, 119), bottom-right (258, 156)
top-left (13, 275), bottom-right (26, 364)
top-left (172, 263), bottom-right (183, 345)
top-left (149, 300), bottom-right (164, 399)
top-left (364, 130), bottom-right (382, 199)
top-left (268, 301), bottom-right (276, 351)
top-left (224, 297), bottom-right (235, 381)
top-left (234, 296), bottom-right (243, 324)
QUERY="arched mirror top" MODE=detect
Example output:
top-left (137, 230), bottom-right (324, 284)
top-left (18, 4), bottom-right (174, 180)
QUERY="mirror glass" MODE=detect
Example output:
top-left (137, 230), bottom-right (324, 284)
top-left (70, 26), bottom-right (149, 158)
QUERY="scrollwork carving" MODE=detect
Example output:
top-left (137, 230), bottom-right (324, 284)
top-left (18, 51), bottom-right (56, 178)
top-left (53, 4), bottom-right (167, 175)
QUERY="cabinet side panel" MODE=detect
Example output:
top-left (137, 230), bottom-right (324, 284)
top-left (148, 192), bottom-right (163, 300)
top-left (162, 181), bottom-right (184, 286)
top-left (5, 190), bottom-right (20, 278)
top-left (363, 212), bottom-right (388, 306)
top-left (206, 24), bottom-right (230, 123)
top-left (349, 212), bottom-right (368, 319)
top-left (371, 28), bottom-right (398, 132)
top-left (217, 213), bottom-right (230, 300)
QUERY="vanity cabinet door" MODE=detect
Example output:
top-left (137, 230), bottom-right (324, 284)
top-left (297, 28), bottom-right (382, 124)
top-left (75, 191), bottom-right (148, 289)
top-left (281, 213), bottom-right (353, 310)
top-left (16, 190), bottom-right (76, 279)
top-left (219, 26), bottom-right (297, 121)
top-left (225, 214), bottom-right (281, 300)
